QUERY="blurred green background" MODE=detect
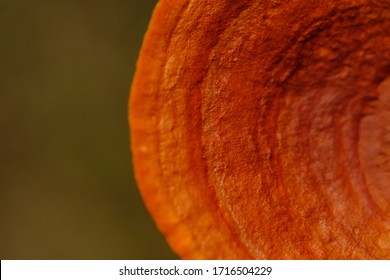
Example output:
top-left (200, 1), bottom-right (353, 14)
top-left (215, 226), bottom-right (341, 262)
top-left (0, 0), bottom-right (178, 259)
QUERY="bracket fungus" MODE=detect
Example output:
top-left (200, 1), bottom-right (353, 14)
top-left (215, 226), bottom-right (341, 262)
top-left (129, 0), bottom-right (390, 259)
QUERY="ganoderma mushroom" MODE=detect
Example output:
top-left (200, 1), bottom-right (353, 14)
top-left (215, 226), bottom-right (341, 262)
top-left (129, 0), bottom-right (390, 259)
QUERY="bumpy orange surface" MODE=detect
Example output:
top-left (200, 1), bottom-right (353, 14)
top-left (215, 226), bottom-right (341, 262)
top-left (130, 0), bottom-right (390, 259)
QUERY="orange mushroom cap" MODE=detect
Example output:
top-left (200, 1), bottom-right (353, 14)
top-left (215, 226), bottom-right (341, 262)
top-left (130, 0), bottom-right (390, 259)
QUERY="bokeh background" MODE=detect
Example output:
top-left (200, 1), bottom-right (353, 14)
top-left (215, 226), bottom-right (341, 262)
top-left (0, 0), bottom-right (178, 259)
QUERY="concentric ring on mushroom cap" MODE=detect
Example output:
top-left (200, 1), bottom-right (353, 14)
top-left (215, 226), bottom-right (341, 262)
top-left (130, 0), bottom-right (390, 259)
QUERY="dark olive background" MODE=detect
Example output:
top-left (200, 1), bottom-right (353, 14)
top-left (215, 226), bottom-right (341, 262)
top-left (0, 0), bottom-right (178, 259)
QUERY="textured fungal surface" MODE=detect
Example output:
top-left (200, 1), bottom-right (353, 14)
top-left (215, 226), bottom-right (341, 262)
top-left (130, 0), bottom-right (390, 259)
